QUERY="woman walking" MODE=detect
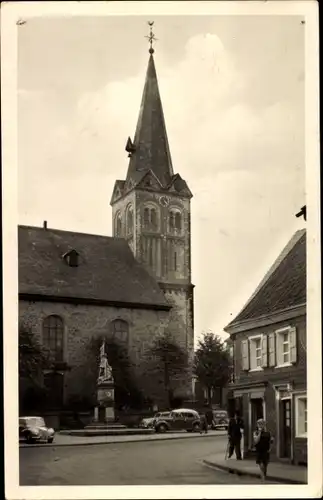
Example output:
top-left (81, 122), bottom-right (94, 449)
top-left (253, 419), bottom-right (273, 482)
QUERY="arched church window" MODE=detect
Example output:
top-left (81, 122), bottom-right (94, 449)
top-left (168, 209), bottom-right (182, 235)
top-left (114, 212), bottom-right (122, 237)
top-left (111, 319), bottom-right (129, 343)
top-left (126, 206), bottom-right (134, 236)
top-left (143, 206), bottom-right (159, 232)
top-left (43, 315), bottom-right (64, 362)
top-left (175, 212), bottom-right (182, 231)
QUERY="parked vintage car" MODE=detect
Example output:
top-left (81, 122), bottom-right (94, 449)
top-left (211, 409), bottom-right (229, 429)
top-left (154, 408), bottom-right (201, 433)
top-left (140, 412), bottom-right (171, 429)
top-left (19, 416), bottom-right (55, 444)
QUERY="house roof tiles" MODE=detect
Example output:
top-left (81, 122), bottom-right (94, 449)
top-left (226, 229), bottom-right (306, 328)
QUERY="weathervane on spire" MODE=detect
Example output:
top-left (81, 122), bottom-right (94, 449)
top-left (145, 21), bottom-right (157, 54)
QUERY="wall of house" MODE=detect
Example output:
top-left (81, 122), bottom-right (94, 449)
top-left (233, 315), bottom-right (306, 385)
top-left (229, 314), bottom-right (307, 463)
top-left (294, 437), bottom-right (307, 465)
top-left (19, 299), bottom-right (172, 408)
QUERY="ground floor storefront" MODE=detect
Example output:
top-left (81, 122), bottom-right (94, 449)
top-left (227, 382), bottom-right (307, 465)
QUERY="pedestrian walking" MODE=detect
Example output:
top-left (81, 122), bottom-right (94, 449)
top-left (199, 412), bottom-right (208, 434)
top-left (253, 418), bottom-right (273, 482)
top-left (227, 411), bottom-right (244, 460)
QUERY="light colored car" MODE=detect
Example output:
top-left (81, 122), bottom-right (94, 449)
top-left (154, 408), bottom-right (201, 433)
top-left (19, 416), bottom-right (55, 444)
top-left (140, 412), bottom-right (171, 428)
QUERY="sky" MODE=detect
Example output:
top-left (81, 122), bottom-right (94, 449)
top-left (17, 15), bottom-right (306, 343)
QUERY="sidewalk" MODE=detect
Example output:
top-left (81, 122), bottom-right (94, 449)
top-left (20, 429), bottom-right (227, 448)
top-left (203, 452), bottom-right (307, 484)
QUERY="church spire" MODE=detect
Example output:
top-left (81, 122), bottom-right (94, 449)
top-left (125, 22), bottom-right (174, 188)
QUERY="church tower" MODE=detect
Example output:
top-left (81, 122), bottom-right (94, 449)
top-left (110, 25), bottom-right (194, 368)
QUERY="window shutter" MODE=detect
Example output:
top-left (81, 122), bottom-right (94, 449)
top-left (261, 335), bottom-right (268, 368)
top-left (276, 332), bottom-right (283, 366)
top-left (298, 398), bottom-right (305, 435)
top-left (290, 326), bottom-right (297, 363)
top-left (241, 339), bottom-right (249, 371)
top-left (268, 333), bottom-right (276, 367)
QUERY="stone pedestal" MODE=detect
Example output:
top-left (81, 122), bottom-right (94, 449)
top-left (105, 406), bottom-right (114, 423)
top-left (86, 380), bottom-right (126, 430)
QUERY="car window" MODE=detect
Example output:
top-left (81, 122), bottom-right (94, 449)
top-left (27, 417), bottom-right (45, 427)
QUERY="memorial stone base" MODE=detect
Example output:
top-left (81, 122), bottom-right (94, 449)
top-left (86, 380), bottom-right (126, 430)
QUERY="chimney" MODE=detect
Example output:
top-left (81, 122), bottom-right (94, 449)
top-left (43, 220), bottom-right (47, 230)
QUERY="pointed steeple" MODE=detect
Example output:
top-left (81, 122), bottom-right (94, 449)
top-left (126, 51), bottom-right (174, 188)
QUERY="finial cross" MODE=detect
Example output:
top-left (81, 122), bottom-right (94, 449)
top-left (145, 21), bottom-right (157, 54)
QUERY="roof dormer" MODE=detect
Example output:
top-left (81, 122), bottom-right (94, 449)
top-left (63, 249), bottom-right (80, 268)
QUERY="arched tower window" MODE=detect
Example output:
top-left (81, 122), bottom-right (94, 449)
top-left (126, 205), bottom-right (134, 236)
top-left (111, 319), bottom-right (129, 343)
top-left (43, 315), bottom-right (64, 362)
top-left (168, 209), bottom-right (182, 235)
top-left (143, 205), bottom-right (159, 232)
top-left (114, 211), bottom-right (122, 237)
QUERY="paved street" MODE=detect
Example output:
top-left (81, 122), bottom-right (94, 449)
top-left (20, 435), bottom-right (278, 485)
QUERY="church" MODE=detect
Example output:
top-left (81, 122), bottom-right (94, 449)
top-left (19, 36), bottom-right (195, 414)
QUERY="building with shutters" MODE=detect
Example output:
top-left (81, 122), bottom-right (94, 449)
top-left (18, 41), bottom-right (194, 418)
top-left (224, 229), bottom-right (307, 465)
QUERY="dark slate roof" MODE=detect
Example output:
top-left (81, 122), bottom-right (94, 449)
top-left (125, 54), bottom-right (174, 188)
top-left (18, 225), bottom-right (170, 309)
top-left (226, 229), bottom-right (306, 327)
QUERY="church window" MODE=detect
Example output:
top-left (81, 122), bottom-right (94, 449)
top-left (169, 210), bottom-right (182, 235)
top-left (114, 212), bottom-right (122, 237)
top-left (173, 251), bottom-right (178, 271)
top-left (143, 206), bottom-right (159, 232)
top-left (168, 241), bottom-right (181, 273)
top-left (148, 239), bottom-right (154, 266)
top-left (144, 208), bottom-right (150, 228)
top-left (126, 206), bottom-right (134, 236)
top-left (111, 319), bottom-right (129, 343)
top-left (142, 236), bottom-right (160, 275)
top-left (43, 315), bottom-right (64, 363)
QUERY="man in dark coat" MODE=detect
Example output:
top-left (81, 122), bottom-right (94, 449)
top-left (227, 411), bottom-right (244, 460)
top-left (199, 412), bottom-right (208, 434)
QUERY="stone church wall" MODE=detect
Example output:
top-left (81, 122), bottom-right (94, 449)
top-left (19, 299), bottom-right (169, 406)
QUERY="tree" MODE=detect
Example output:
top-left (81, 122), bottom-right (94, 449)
top-left (146, 331), bottom-right (189, 408)
top-left (19, 325), bottom-right (49, 381)
top-left (194, 332), bottom-right (232, 405)
top-left (19, 325), bottom-right (51, 412)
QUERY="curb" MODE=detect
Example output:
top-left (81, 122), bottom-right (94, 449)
top-left (202, 459), bottom-right (306, 485)
top-left (20, 431), bottom-right (226, 449)
top-left (59, 430), bottom-right (154, 437)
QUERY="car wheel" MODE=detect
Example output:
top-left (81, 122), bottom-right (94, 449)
top-left (47, 437), bottom-right (54, 443)
top-left (192, 423), bottom-right (200, 432)
top-left (186, 429), bottom-right (192, 433)
top-left (156, 423), bottom-right (167, 433)
top-left (26, 435), bottom-right (34, 444)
